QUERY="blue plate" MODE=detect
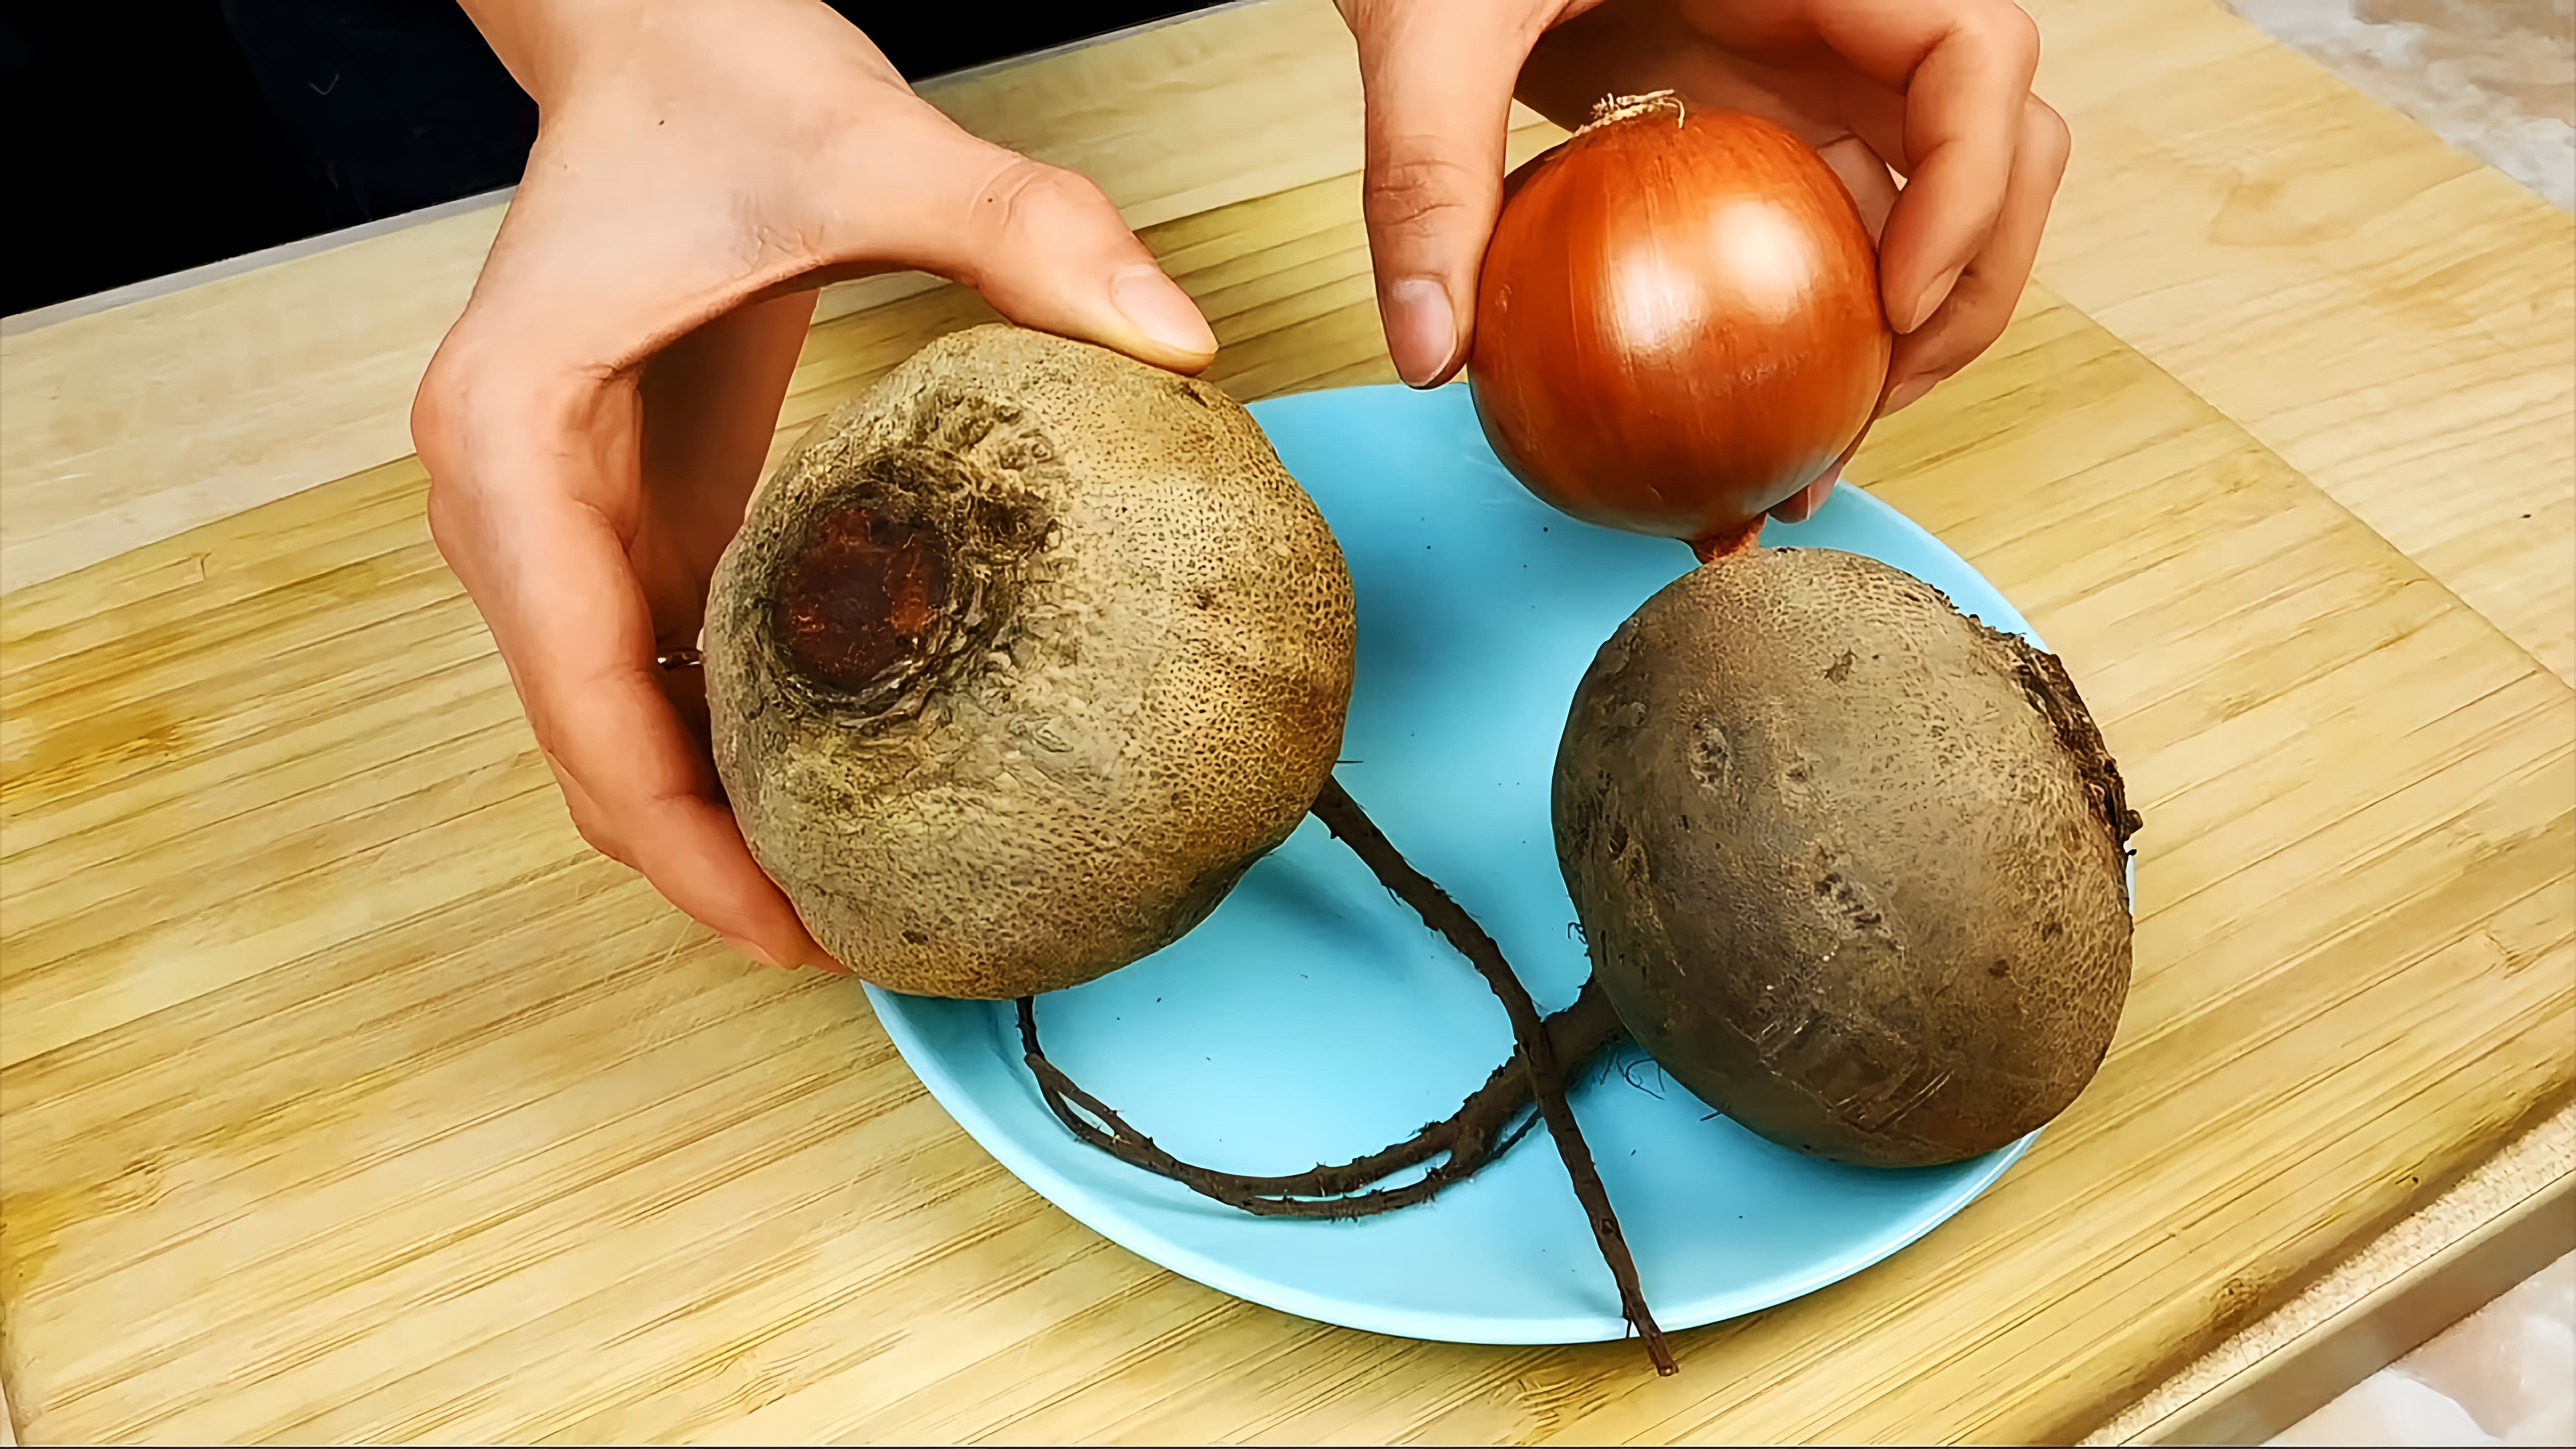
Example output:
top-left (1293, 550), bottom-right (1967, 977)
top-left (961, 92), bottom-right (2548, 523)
top-left (866, 382), bottom-right (2045, 1345)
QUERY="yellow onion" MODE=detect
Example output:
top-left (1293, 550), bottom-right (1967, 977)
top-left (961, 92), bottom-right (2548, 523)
top-left (1469, 96), bottom-right (1892, 560)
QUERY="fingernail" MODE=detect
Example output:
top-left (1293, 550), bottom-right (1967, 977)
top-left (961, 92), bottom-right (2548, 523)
top-left (1902, 262), bottom-right (1968, 333)
top-left (1110, 265), bottom-right (1217, 359)
top-left (1386, 277), bottom-right (1458, 388)
top-left (1882, 374), bottom-right (1935, 414)
top-left (722, 934), bottom-right (783, 969)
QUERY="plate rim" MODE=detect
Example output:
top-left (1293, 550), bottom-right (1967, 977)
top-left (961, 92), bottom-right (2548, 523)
top-left (867, 986), bottom-right (2038, 1344)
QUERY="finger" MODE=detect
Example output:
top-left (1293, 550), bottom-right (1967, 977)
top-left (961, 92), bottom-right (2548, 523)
top-left (1804, 0), bottom-right (2041, 332)
top-left (513, 504), bottom-right (844, 973)
top-left (1815, 134), bottom-right (1899, 242)
top-left (476, 90), bottom-right (1214, 382)
top-left (657, 654), bottom-right (713, 757)
top-left (418, 366), bottom-right (842, 973)
top-left (528, 648), bottom-right (817, 974)
top-left (1883, 95), bottom-right (2068, 412)
top-left (945, 157), bottom-right (1219, 374)
top-left (547, 660), bottom-right (843, 975)
top-left (843, 111), bottom-right (1216, 374)
top-left (1769, 477), bottom-right (1832, 524)
top-left (634, 290), bottom-right (821, 635)
top-left (1340, 0), bottom-right (1539, 386)
top-left (1767, 407), bottom-right (1881, 523)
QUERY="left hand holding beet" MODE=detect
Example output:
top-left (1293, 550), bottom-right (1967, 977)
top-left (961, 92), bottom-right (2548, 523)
top-left (1334, 0), bottom-right (2071, 520)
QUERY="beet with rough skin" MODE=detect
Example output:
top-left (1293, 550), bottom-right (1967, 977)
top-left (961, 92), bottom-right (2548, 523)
top-left (1552, 547), bottom-right (2139, 1167)
top-left (703, 324), bottom-right (1356, 999)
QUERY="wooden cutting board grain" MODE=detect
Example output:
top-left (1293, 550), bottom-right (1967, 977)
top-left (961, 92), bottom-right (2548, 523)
top-left (2, 143), bottom-right (2568, 1438)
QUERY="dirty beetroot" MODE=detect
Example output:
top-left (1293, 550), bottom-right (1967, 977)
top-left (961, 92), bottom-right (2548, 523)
top-left (706, 106), bottom-right (2142, 1374)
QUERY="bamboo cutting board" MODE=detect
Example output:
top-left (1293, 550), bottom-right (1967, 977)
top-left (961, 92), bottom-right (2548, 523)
top-left (3, 134), bottom-right (2571, 1441)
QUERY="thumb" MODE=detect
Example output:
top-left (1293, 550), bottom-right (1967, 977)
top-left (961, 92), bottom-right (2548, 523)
top-left (1345, 1), bottom-right (1534, 387)
top-left (864, 112), bottom-right (1217, 374)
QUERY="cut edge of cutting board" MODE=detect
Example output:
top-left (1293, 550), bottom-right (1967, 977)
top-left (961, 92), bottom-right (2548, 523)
top-left (2083, 1095), bottom-right (2576, 1445)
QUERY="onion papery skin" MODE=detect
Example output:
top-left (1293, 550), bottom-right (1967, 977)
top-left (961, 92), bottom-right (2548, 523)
top-left (1468, 103), bottom-right (1892, 558)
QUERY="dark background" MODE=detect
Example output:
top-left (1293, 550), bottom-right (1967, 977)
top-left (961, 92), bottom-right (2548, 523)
top-left (2, 1), bottom-right (1217, 317)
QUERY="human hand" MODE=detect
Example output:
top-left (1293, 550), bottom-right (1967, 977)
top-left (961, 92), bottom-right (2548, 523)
top-left (415, 0), bottom-right (1217, 971)
top-left (1335, 0), bottom-right (2069, 520)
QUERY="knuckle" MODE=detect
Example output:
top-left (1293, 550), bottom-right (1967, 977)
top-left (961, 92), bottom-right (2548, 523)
top-left (1958, 312), bottom-right (2011, 363)
top-left (1896, 296), bottom-right (2005, 383)
top-left (417, 437), bottom-right (472, 569)
top-left (695, 880), bottom-right (776, 940)
top-left (410, 333), bottom-right (505, 488)
top-left (1365, 150), bottom-right (1485, 242)
top-left (422, 476), bottom-right (469, 565)
top-left (414, 374), bottom-right (492, 571)
top-left (1946, 296), bottom-right (2015, 362)
top-left (1977, 3), bottom-right (2044, 80)
top-left (974, 157), bottom-right (1116, 250)
top-left (574, 819), bottom-right (635, 871)
top-left (2026, 97), bottom-right (2072, 176)
top-left (554, 778), bottom-right (638, 871)
top-left (409, 348), bottom-right (470, 470)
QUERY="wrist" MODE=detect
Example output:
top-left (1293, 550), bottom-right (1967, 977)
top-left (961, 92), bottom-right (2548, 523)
top-left (456, 0), bottom-right (840, 109)
top-left (453, 0), bottom-right (621, 106)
